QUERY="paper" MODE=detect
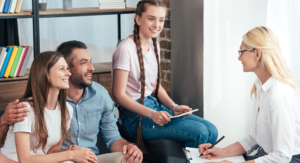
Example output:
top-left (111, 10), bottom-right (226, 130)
top-left (170, 109), bottom-right (199, 119)
top-left (185, 147), bottom-right (245, 163)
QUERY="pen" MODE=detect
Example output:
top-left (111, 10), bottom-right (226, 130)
top-left (199, 135), bottom-right (225, 157)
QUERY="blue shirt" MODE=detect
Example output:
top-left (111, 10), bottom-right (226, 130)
top-left (62, 81), bottom-right (122, 155)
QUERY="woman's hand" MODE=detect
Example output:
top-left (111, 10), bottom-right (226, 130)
top-left (151, 111), bottom-right (171, 126)
top-left (71, 147), bottom-right (98, 163)
top-left (199, 143), bottom-right (227, 160)
top-left (172, 105), bottom-right (192, 119)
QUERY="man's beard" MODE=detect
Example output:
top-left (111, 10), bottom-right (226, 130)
top-left (69, 71), bottom-right (92, 89)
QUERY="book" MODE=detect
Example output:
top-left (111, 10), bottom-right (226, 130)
top-left (99, 0), bottom-right (124, 2)
top-left (99, 5), bottom-right (126, 9)
top-left (13, 47), bottom-right (25, 77)
top-left (0, 47), bottom-right (13, 78)
top-left (0, 47), bottom-right (7, 72)
top-left (0, 0), bottom-right (6, 13)
top-left (3, 0), bottom-right (11, 13)
top-left (19, 46), bottom-right (33, 77)
top-left (9, 0), bottom-right (17, 13)
top-left (4, 46), bottom-right (18, 78)
top-left (16, 46), bottom-right (28, 77)
top-left (9, 46), bottom-right (23, 77)
top-left (14, 0), bottom-right (22, 13)
top-left (7, 0), bottom-right (13, 13)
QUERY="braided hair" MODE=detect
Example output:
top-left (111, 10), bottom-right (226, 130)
top-left (133, 0), bottom-right (166, 153)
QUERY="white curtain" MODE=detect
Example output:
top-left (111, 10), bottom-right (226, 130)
top-left (18, 0), bottom-right (140, 64)
top-left (266, 0), bottom-right (300, 86)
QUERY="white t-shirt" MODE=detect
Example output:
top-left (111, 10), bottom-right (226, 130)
top-left (1, 101), bottom-right (73, 162)
top-left (112, 37), bottom-right (160, 101)
top-left (239, 76), bottom-right (300, 163)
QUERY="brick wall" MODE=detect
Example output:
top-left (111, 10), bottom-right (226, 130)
top-left (160, 0), bottom-right (171, 96)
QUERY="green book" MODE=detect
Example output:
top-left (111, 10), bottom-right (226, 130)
top-left (9, 46), bottom-right (23, 77)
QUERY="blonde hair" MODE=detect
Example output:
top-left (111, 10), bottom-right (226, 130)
top-left (242, 26), bottom-right (298, 99)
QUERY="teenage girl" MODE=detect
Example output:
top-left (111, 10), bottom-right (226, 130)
top-left (112, 0), bottom-right (218, 152)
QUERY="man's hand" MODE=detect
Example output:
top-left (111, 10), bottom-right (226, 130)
top-left (1, 99), bottom-right (29, 125)
top-left (72, 147), bottom-right (98, 163)
top-left (172, 105), bottom-right (192, 119)
top-left (122, 144), bottom-right (143, 163)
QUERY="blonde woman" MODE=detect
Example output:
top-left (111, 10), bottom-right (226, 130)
top-left (199, 26), bottom-right (300, 163)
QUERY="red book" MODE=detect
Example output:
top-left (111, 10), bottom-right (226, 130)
top-left (16, 46), bottom-right (28, 77)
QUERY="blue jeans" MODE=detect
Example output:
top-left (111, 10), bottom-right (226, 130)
top-left (119, 94), bottom-right (218, 148)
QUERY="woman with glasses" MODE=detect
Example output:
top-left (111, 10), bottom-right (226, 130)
top-left (198, 26), bottom-right (300, 163)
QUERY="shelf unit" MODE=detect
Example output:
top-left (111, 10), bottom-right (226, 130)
top-left (0, 0), bottom-right (136, 109)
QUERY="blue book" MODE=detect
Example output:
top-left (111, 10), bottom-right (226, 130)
top-left (0, 47), bottom-right (13, 78)
top-left (3, 0), bottom-right (11, 13)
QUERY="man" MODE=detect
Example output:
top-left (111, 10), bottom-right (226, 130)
top-left (0, 40), bottom-right (143, 163)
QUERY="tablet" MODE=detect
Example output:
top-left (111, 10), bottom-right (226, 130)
top-left (170, 109), bottom-right (199, 119)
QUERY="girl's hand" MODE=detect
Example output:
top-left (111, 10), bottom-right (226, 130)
top-left (172, 105), bottom-right (192, 119)
top-left (152, 111), bottom-right (171, 126)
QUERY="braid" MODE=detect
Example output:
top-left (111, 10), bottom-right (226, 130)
top-left (131, 0), bottom-right (166, 154)
top-left (152, 38), bottom-right (160, 98)
top-left (133, 22), bottom-right (147, 153)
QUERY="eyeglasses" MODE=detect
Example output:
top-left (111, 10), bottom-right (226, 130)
top-left (238, 48), bottom-right (255, 57)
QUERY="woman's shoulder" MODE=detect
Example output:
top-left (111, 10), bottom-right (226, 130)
top-left (116, 36), bottom-right (136, 51)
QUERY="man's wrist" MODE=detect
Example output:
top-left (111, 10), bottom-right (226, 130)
top-left (0, 117), bottom-right (7, 126)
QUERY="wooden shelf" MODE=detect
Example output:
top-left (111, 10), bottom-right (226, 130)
top-left (0, 11), bottom-right (32, 16)
top-left (38, 7), bottom-right (135, 15)
top-left (0, 62), bottom-right (111, 82)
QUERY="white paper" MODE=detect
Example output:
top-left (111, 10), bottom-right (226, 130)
top-left (186, 147), bottom-right (245, 163)
top-left (170, 109), bottom-right (199, 119)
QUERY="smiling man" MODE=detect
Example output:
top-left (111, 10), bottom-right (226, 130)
top-left (0, 41), bottom-right (143, 163)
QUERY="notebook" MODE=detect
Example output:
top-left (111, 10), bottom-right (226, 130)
top-left (0, 47), bottom-right (13, 78)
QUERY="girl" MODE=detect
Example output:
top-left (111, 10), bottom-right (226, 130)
top-left (199, 26), bottom-right (300, 163)
top-left (0, 51), bottom-right (97, 163)
top-left (112, 0), bottom-right (218, 152)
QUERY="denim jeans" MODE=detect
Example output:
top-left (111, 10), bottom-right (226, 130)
top-left (119, 94), bottom-right (218, 148)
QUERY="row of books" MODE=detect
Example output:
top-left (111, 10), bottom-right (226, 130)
top-left (99, 0), bottom-right (126, 9)
top-left (0, 0), bottom-right (23, 13)
top-left (0, 46), bottom-right (33, 78)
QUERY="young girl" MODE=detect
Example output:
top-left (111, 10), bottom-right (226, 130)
top-left (199, 26), bottom-right (300, 163)
top-left (112, 0), bottom-right (218, 152)
top-left (0, 51), bottom-right (97, 163)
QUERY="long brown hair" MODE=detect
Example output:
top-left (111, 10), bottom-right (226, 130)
top-left (134, 0), bottom-right (166, 153)
top-left (4, 51), bottom-right (70, 153)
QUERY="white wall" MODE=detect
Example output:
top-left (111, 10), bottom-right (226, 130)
top-left (203, 0), bottom-right (268, 147)
top-left (18, 0), bottom-right (140, 63)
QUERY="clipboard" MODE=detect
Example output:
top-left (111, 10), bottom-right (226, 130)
top-left (182, 147), bottom-right (245, 163)
top-left (182, 148), bottom-right (192, 163)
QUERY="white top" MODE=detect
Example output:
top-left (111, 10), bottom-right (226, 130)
top-left (239, 76), bottom-right (300, 163)
top-left (112, 37), bottom-right (160, 100)
top-left (1, 101), bottom-right (73, 162)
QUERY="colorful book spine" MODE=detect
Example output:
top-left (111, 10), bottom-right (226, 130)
top-left (3, 0), bottom-right (11, 13)
top-left (0, 0), bottom-right (6, 13)
top-left (14, 47), bottom-right (25, 77)
top-left (4, 46), bottom-right (18, 78)
top-left (19, 46), bottom-right (33, 77)
top-left (9, 0), bottom-right (17, 13)
top-left (16, 46), bottom-right (28, 77)
top-left (9, 46), bottom-right (23, 77)
top-left (0, 47), bottom-right (7, 72)
top-left (0, 47), bottom-right (13, 78)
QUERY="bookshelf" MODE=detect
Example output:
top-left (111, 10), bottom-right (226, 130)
top-left (0, 0), bottom-right (135, 109)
